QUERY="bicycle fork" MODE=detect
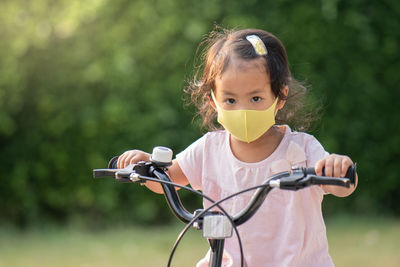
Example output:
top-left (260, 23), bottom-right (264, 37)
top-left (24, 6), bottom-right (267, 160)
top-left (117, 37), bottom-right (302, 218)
top-left (209, 239), bottom-right (225, 267)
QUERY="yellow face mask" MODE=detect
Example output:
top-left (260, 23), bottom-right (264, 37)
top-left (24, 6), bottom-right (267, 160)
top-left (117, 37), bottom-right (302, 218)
top-left (211, 91), bottom-right (279, 143)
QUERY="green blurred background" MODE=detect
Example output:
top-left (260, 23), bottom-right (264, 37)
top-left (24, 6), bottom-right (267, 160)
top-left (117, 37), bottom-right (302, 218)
top-left (1, 0), bottom-right (399, 230)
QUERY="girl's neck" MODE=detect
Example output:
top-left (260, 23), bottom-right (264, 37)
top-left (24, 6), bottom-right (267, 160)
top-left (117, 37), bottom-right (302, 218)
top-left (229, 125), bottom-right (285, 163)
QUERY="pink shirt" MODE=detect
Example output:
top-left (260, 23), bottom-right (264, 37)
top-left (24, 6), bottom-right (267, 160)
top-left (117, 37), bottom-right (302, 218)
top-left (176, 126), bottom-right (334, 267)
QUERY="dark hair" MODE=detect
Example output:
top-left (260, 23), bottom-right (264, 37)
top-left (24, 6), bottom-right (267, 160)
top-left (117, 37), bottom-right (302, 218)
top-left (185, 27), bottom-right (318, 131)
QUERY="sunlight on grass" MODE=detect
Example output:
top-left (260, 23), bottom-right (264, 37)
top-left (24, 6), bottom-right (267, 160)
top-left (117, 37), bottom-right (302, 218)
top-left (0, 216), bottom-right (398, 267)
top-left (326, 216), bottom-right (400, 267)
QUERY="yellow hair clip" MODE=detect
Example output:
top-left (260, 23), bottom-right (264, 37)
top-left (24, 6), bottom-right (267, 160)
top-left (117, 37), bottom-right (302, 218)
top-left (246, 35), bottom-right (268, 56)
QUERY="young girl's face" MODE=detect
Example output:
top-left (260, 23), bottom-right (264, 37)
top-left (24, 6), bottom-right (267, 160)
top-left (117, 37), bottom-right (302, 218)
top-left (212, 56), bottom-right (283, 112)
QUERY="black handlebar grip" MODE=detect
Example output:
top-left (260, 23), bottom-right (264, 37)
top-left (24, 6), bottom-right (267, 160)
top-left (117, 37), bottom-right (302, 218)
top-left (108, 156), bottom-right (119, 169)
top-left (93, 168), bottom-right (117, 178)
top-left (305, 164), bottom-right (357, 185)
top-left (310, 176), bottom-right (350, 188)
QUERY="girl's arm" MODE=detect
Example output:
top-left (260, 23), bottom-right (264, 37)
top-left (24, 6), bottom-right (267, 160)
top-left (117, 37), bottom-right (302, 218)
top-left (314, 154), bottom-right (358, 197)
top-left (117, 150), bottom-right (189, 194)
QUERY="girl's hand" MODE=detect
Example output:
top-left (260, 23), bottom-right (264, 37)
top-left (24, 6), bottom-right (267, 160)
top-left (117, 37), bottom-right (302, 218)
top-left (315, 153), bottom-right (354, 178)
top-left (116, 149), bottom-right (189, 195)
top-left (117, 150), bottom-right (150, 169)
top-left (315, 154), bottom-right (358, 197)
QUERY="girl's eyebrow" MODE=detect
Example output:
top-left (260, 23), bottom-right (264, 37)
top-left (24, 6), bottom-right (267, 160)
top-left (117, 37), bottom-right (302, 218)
top-left (221, 90), bottom-right (236, 96)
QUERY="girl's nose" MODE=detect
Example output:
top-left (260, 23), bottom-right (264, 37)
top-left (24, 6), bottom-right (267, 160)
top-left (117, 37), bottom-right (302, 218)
top-left (237, 102), bottom-right (254, 110)
top-left (231, 99), bottom-right (251, 110)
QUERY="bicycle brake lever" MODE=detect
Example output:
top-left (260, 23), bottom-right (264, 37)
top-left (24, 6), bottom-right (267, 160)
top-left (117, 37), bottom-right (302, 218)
top-left (275, 169), bottom-right (307, 190)
top-left (269, 168), bottom-right (351, 190)
top-left (114, 162), bottom-right (154, 183)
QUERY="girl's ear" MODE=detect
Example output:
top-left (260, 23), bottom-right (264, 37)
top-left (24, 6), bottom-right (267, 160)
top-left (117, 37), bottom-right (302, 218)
top-left (277, 86), bottom-right (289, 110)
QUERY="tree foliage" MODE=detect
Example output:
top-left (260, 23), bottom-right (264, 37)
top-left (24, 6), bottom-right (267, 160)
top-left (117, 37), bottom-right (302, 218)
top-left (0, 0), bottom-right (399, 227)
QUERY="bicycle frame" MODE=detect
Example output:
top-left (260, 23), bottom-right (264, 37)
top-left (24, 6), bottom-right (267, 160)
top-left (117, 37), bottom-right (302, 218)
top-left (93, 147), bottom-right (356, 267)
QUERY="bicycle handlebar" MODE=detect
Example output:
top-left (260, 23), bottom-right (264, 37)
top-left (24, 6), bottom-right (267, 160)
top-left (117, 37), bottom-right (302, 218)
top-left (93, 153), bottom-right (356, 227)
top-left (152, 168), bottom-right (194, 222)
top-left (93, 160), bottom-right (194, 222)
top-left (231, 164), bottom-right (356, 225)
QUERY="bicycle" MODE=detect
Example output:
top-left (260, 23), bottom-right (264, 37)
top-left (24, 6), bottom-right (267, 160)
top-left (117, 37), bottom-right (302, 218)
top-left (93, 146), bottom-right (357, 267)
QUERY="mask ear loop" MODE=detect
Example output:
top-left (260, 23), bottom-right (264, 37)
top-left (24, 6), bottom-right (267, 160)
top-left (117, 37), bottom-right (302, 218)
top-left (210, 90), bottom-right (219, 109)
top-left (273, 97), bottom-right (279, 116)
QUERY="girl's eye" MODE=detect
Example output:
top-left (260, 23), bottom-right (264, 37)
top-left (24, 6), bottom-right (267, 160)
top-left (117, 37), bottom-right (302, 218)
top-left (251, 96), bottom-right (262, 103)
top-left (225, 98), bottom-right (236, 104)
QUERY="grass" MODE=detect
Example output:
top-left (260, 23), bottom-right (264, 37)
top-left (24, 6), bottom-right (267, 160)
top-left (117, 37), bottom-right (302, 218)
top-left (0, 216), bottom-right (398, 267)
top-left (0, 223), bottom-right (209, 267)
top-left (326, 215), bottom-right (400, 267)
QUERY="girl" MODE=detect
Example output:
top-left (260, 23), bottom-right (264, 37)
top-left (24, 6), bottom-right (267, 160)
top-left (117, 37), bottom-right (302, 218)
top-left (117, 28), bottom-right (358, 267)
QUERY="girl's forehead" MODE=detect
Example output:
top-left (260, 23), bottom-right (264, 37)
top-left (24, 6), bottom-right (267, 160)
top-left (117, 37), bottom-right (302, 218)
top-left (218, 57), bottom-right (269, 82)
top-left (223, 56), bottom-right (266, 75)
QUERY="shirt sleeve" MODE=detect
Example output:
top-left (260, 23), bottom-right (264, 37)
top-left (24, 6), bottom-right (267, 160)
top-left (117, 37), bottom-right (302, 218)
top-left (305, 135), bottom-right (329, 168)
top-left (305, 135), bottom-right (330, 194)
top-left (175, 134), bottom-right (207, 191)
